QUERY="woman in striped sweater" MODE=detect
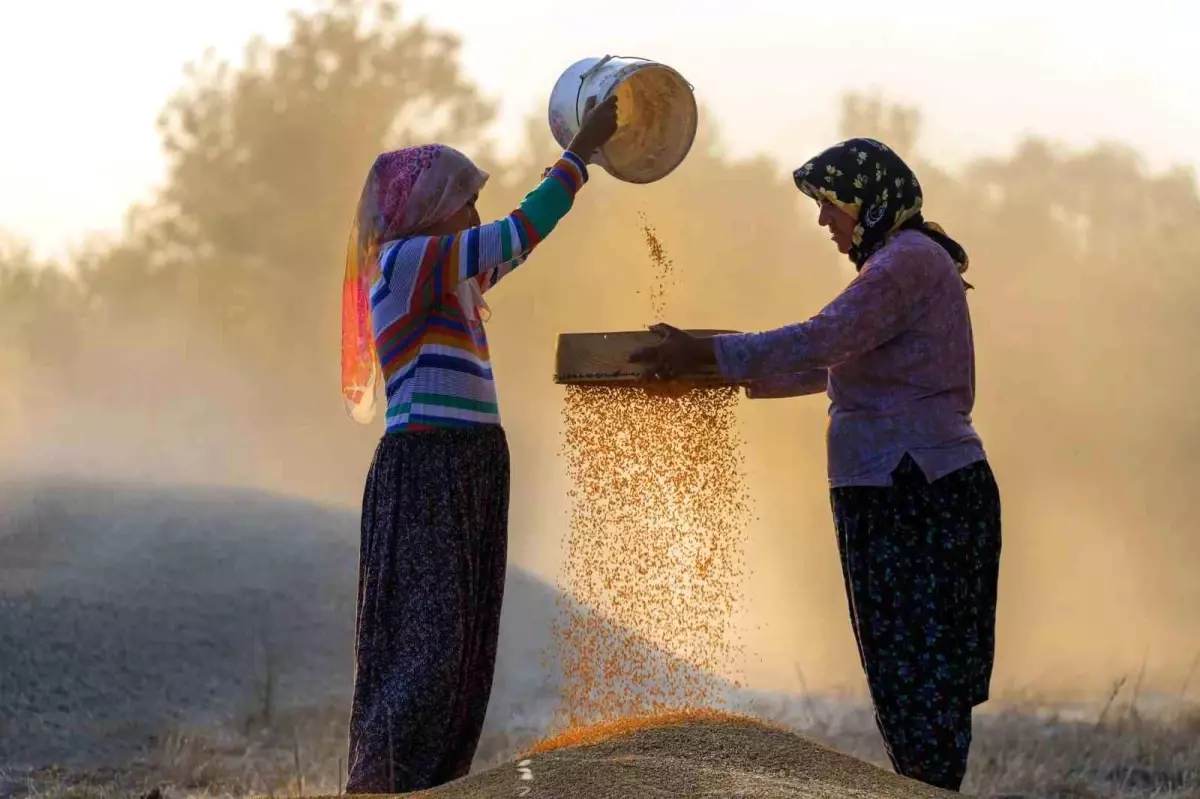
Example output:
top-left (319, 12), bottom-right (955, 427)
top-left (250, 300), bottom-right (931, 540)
top-left (339, 96), bottom-right (618, 793)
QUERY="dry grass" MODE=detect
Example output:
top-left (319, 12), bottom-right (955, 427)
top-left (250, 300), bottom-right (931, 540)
top-left (5, 691), bottom-right (1197, 799)
top-left (6, 705), bottom-right (350, 799)
top-left (750, 689), bottom-right (1200, 799)
top-left (966, 700), bottom-right (1200, 798)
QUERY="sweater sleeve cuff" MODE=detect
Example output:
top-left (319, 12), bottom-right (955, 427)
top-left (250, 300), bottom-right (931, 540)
top-left (557, 151), bottom-right (590, 191)
top-left (713, 333), bottom-right (756, 382)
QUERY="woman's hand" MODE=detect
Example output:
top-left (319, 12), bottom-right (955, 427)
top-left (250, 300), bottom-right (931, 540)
top-left (628, 323), bottom-right (718, 380)
top-left (568, 95), bottom-right (619, 163)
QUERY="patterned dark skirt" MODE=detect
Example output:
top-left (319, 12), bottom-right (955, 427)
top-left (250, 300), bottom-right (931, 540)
top-left (346, 425), bottom-right (510, 794)
top-left (831, 454), bottom-right (1002, 792)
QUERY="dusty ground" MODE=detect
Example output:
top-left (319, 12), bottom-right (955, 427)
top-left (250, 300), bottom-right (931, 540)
top-left (0, 476), bottom-right (573, 773)
top-left (1, 477), bottom-right (1197, 799)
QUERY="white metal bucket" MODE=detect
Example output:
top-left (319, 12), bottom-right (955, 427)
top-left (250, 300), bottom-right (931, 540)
top-left (548, 55), bottom-right (698, 184)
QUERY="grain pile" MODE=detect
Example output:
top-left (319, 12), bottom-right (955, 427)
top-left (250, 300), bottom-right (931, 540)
top-left (523, 708), bottom-right (783, 756)
top-left (550, 224), bottom-right (752, 730)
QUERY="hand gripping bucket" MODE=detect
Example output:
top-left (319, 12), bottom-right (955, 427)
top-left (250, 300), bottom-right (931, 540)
top-left (548, 55), bottom-right (699, 184)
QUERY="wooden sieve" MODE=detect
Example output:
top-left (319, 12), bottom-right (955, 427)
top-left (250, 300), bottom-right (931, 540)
top-left (553, 329), bottom-right (740, 386)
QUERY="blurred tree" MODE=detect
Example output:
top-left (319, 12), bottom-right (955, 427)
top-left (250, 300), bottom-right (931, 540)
top-left (150, 0), bottom-right (499, 384)
top-left (64, 0), bottom-right (504, 494)
top-left (837, 92), bottom-right (921, 156)
top-left (0, 237), bottom-right (81, 447)
top-left (1, 27), bottom-right (1198, 681)
top-left (0, 237), bottom-right (80, 383)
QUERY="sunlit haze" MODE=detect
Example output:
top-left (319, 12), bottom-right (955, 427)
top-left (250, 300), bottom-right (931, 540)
top-left (2, 0), bottom-right (1198, 706)
top-left (3, 0), bottom-right (1197, 257)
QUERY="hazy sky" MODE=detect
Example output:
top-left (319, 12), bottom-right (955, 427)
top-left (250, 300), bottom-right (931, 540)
top-left (3, 0), bottom-right (1197, 259)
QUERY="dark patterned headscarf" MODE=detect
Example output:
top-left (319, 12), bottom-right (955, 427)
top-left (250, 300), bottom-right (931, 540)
top-left (793, 137), bottom-right (971, 288)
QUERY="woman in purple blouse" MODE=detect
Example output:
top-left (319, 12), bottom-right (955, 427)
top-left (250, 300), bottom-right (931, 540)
top-left (632, 137), bottom-right (1002, 792)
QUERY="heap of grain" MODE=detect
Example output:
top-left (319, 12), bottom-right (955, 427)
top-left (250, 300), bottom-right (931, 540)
top-left (550, 221), bottom-right (752, 729)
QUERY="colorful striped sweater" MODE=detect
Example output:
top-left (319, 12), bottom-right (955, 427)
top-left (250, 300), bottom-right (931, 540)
top-left (370, 150), bottom-right (589, 432)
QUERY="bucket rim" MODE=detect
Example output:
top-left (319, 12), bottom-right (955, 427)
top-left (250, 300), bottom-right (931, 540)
top-left (597, 66), bottom-right (698, 184)
top-left (547, 57), bottom-right (699, 184)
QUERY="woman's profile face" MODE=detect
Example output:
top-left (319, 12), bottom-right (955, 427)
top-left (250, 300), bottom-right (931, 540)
top-left (464, 195), bottom-right (481, 228)
top-left (446, 194), bottom-right (481, 231)
top-left (421, 193), bottom-right (480, 235)
top-left (818, 200), bottom-right (856, 255)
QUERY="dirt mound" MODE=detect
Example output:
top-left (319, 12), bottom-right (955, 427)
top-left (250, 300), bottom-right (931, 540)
top-left (0, 478), bottom-right (362, 769)
top-left (408, 712), bottom-right (950, 798)
top-left (0, 478), bottom-right (581, 770)
top-left (0, 477), bottom-right (743, 772)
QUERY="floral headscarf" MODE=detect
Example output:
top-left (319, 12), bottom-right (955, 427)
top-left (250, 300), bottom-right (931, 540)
top-left (341, 144), bottom-right (489, 423)
top-left (793, 137), bottom-right (970, 284)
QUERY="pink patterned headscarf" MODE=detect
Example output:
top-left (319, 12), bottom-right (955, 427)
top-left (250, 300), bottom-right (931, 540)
top-left (341, 144), bottom-right (489, 424)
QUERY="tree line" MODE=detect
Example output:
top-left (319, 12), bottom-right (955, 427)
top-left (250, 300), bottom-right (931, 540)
top-left (2, 0), bottom-right (1197, 691)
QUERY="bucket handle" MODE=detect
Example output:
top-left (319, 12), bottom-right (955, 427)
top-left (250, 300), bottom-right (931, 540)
top-left (574, 55), bottom-right (614, 126)
top-left (573, 55), bottom-right (695, 125)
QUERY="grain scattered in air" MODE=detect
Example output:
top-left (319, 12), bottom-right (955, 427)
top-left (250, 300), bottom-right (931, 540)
top-left (639, 213), bottom-right (676, 319)
top-left (549, 221), bottom-right (753, 732)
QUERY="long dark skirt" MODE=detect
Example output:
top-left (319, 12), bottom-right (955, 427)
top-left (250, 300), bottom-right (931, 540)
top-left (831, 454), bottom-right (1001, 792)
top-left (346, 425), bottom-right (510, 794)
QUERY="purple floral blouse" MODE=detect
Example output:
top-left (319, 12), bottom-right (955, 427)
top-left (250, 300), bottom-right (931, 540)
top-left (713, 229), bottom-right (987, 488)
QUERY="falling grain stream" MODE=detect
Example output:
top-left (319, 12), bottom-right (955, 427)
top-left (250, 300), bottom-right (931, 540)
top-left (550, 220), bottom-right (754, 730)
